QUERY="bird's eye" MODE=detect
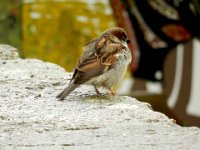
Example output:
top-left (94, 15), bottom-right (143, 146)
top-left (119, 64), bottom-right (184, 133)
top-left (121, 36), bottom-right (126, 41)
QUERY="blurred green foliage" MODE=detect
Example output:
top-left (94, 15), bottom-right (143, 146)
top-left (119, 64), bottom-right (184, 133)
top-left (0, 0), bottom-right (21, 50)
top-left (22, 0), bottom-right (115, 71)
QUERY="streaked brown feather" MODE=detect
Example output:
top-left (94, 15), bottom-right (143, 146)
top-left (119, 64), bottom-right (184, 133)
top-left (96, 37), bottom-right (107, 49)
top-left (71, 32), bottom-right (126, 85)
top-left (74, 60), bottom-right (105, 84)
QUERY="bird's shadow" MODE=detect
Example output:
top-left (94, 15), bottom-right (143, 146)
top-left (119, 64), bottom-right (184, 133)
top-left (56, 90), bottom-right (119, 105)
top-left (79, 93), bottom-right (118, 104)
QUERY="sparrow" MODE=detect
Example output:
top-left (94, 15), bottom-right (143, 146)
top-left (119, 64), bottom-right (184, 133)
top-left (56, 27), bottom-right (132, 100)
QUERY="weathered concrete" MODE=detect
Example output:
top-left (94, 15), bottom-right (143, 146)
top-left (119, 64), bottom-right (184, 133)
top-left (0, 44), bottom-right (200, 150)
top-left (0, 44), bottom-right (19, 60)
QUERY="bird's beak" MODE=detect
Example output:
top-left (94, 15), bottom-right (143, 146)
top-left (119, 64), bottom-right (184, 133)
top-left (127, 39), bottom-right (131, 44)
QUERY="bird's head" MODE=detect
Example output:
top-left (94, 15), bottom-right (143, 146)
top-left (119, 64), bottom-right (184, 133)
top-left (104, 27), bottom-right (130, 44)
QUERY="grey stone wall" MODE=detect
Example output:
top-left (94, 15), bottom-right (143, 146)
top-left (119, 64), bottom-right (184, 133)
top-left (0, 44), bottom-right (200, 150)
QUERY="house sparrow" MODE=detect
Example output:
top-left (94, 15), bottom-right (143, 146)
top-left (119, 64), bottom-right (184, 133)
top-left (56, 27), bottom-right (132, 100)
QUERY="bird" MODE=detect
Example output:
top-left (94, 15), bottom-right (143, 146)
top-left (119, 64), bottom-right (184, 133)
top-left (56, 27), bottom-right (132, 100)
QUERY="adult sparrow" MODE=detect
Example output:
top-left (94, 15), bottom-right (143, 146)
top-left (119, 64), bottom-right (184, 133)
top-left (56, 27), bottom-right (132, 100)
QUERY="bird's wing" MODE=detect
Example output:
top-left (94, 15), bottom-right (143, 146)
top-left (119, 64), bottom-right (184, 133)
top-left (72, 36), bottom-right (125, 84)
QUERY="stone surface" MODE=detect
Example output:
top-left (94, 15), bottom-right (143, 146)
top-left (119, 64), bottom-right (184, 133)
top-left (0, 44), bottom-right (19, 60)
top-left (0, 45), bottom-right (200, 150)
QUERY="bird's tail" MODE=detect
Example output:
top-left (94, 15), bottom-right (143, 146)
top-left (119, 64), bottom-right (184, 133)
top-left (56, 83), bottom-right (79, 100)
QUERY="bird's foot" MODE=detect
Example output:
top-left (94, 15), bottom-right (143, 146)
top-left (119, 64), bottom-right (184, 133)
top-left (94, 86), bottom-right (101, 95)
top-left (108, 88), bottom-right (116, 96)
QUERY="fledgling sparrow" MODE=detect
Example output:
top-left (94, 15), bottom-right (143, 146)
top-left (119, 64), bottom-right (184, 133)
top-left (56, 27), bottom-right (132, 100)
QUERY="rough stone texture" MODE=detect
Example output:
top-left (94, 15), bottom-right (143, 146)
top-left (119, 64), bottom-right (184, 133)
top-left (0, 44), bottom-right (19, 60)
top-left (0, 44), bottom-right (200, 150)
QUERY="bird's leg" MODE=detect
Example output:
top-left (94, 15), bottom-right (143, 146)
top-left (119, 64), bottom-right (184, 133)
top-left (102, 84), bottom-right (116, 96)
top-left (94, 86), bottom-right (101, 94)
top-left (108, 88), bottom-right (116, 96)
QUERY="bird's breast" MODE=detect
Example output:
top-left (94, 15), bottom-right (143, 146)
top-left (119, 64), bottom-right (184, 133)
top-left (87, 49), bottom-right (132, 88)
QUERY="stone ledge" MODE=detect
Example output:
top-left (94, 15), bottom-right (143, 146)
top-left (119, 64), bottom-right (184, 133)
top-left (0, 45), bottom-right (200, 150)
top-left (0, 44), bottom-right (19, 60)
